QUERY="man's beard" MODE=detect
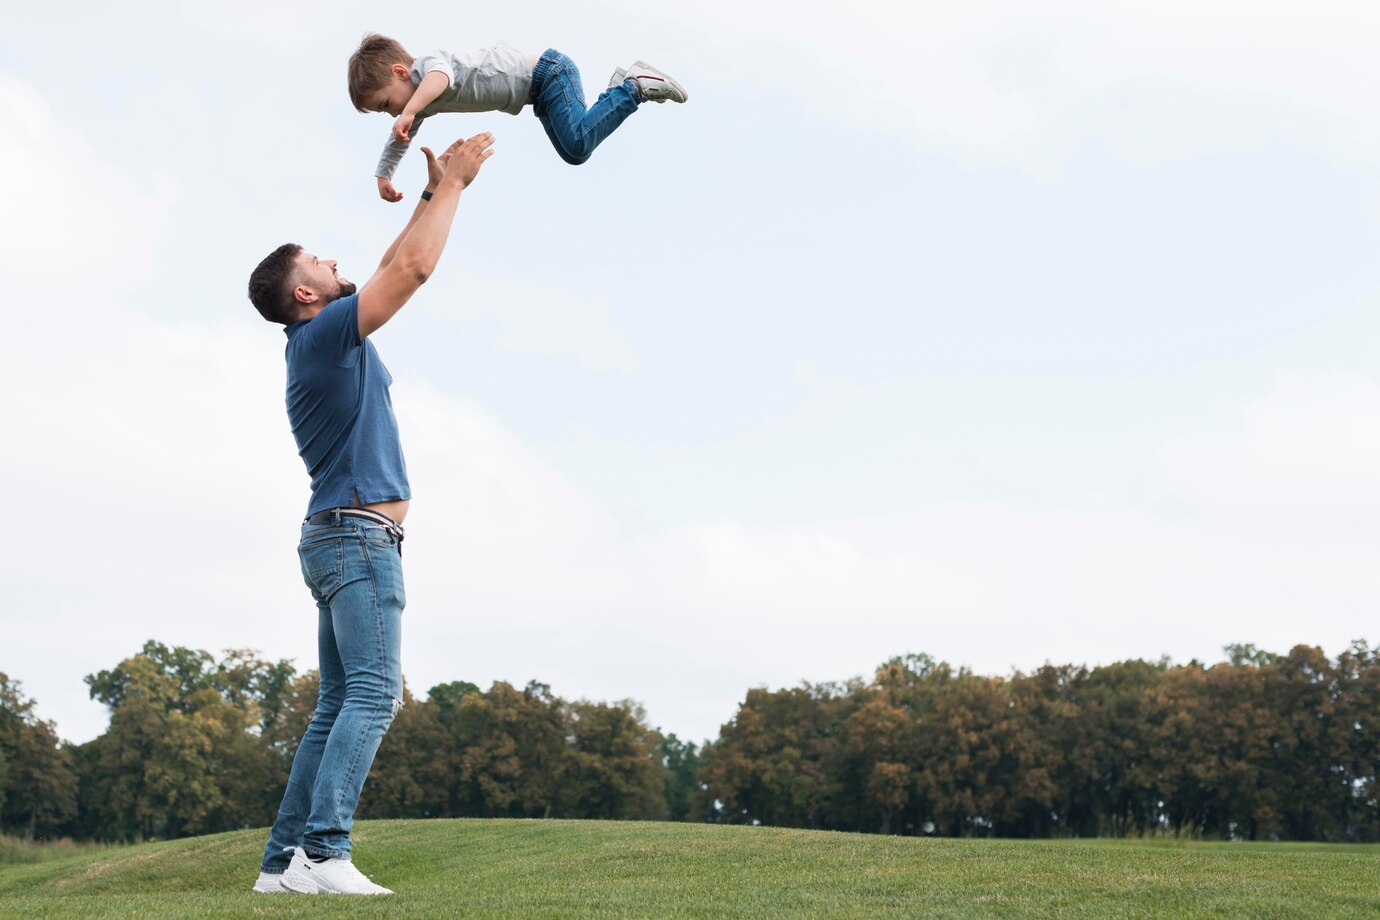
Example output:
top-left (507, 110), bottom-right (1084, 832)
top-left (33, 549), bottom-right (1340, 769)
top-left (333, 279), bottom-right (358, 299)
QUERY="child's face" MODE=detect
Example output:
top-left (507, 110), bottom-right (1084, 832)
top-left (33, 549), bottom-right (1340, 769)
top-left (366, 66), bottom-right (416, 116)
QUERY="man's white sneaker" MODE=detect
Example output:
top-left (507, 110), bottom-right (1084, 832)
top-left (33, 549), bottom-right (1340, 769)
top-left (624, 61), bottom-right (688, 103)
top-left (608, 67), bottom-right (627, 89)
top-left (280, 846), bottom-right (393, 895)
top-left (251, 871), bottom-right (286, 893)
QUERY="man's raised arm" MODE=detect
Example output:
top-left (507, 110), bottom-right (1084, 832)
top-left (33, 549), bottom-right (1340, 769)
top-left (372, 143), bottom-right (447, 274)
top-left (357, 131), bottom-right (495, 339)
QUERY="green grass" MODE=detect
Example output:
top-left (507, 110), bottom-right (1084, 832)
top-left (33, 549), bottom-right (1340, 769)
top-left (1, 820), bottom-right (1377, 918)
top-left (0, 834), bottom-right (118, 866)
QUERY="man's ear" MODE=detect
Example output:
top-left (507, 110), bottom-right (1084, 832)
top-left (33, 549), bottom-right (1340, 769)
top-left (292, 284), bottom-right (317, 306)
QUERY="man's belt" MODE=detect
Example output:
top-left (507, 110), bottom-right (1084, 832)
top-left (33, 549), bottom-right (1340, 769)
top-left (304, 508), bottom-right (405, 538)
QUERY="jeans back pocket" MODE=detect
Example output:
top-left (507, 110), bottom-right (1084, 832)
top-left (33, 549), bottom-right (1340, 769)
top-left (298, 537), bottom-right (344, 599)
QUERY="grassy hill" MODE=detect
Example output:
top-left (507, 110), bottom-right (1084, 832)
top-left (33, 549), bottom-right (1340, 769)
top-left (2, 819), bottom-right (1377, 918)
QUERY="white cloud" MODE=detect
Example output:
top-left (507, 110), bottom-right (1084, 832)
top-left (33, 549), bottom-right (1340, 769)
top-left (1154, 372), bottom-right (1380, 532)
top-left (600, 0), bottom-right (1380, 173)
top-left (0, 76), bottom-right (175, 302)
top-left (425, 268), bottom-right (644, 373)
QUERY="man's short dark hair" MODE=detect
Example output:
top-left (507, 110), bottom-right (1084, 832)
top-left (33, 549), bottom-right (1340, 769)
top-left (248, 243), bottom-right (303, 325)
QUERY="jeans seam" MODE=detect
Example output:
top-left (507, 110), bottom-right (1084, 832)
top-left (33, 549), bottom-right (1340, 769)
top-left (336, 536), bottom-right (382, 835)
top-left (367, 539), bottom-right (398, 707)
top-left (579, 88), bottom-right (636, 146)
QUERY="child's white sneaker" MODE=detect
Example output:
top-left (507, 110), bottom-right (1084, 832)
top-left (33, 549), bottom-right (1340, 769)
top-left (624, 61), bottom-right (688, 103)
top-left (608, 67), bottom-right (627, 89)
top-left (279, 846), bottom-right (393, 895)
top-left (251, 871), bottom-right (286, 893)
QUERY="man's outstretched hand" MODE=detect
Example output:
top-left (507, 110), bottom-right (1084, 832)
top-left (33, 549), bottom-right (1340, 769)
top-left (392, 134), bottom-right (493, 204)
top-left (436, 132), bottom-right (495, 191)
top-left (359, 134), bottom-right (498, 338)
top-left (421, 145), bottom-right (446, 191)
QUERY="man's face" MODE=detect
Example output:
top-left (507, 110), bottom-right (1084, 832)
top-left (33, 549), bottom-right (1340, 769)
top-left (295, 252), bottom-right (357, 306)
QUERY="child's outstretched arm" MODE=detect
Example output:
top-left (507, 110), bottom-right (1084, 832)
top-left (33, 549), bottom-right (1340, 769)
top-left (375, 125), bottom-right (423, 202)
top-left (394, 70), bottom-right (449, 142)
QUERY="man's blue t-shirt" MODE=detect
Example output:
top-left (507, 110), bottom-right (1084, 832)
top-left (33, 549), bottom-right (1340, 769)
top-left (283, 294), bottom-right (410, 517)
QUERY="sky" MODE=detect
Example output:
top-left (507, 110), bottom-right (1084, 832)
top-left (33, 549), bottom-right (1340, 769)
top-left (2, 0), bottom-right (1379, 747)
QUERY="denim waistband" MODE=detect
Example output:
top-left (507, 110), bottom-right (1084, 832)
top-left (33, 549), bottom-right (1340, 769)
top-left (528, 48), bottom-right (566, 102)
top-left (300, 514), bottom-right (405, 556)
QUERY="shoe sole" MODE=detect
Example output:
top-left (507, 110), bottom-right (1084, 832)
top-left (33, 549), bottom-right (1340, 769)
top-left (280, 869), bottom-right (325, 895)
top-left (630, 61), bottom-right (688, 103)
top-left (282, 866), bottom-right (392, 896)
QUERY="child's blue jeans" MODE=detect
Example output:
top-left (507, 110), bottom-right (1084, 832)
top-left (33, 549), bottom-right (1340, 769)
top-left (531, 48), bottom-right (640, 166)
top-left (259, 515), bottom-right (405, 872)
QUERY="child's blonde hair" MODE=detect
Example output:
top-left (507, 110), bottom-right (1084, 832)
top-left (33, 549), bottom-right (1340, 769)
top-left (348, 33), bottom-right (412, 112)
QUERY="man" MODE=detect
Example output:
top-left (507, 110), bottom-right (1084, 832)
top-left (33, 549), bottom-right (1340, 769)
top-left (244, 131), bottom-right (495, 895)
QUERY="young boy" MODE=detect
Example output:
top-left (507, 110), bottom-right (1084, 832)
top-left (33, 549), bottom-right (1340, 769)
top-left (348, 34), bottom-right (687, 201)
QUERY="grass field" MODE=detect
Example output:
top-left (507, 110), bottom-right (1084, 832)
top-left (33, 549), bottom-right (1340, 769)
top-left (1, 819), bottom-right (1377, 918)
top-left (0, 834), bottom-right (117, 866)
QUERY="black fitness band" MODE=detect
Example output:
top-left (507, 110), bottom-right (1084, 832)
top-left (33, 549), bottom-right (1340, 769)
top-left (420, 189), bottom-right (433, 201)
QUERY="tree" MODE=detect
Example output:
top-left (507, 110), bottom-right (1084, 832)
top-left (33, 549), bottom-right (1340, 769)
top-left (0, 674), bottom-right (78, 840)
top-left (1258, 645), bottom-right (1348, 841)
top-left (698, 683), bottom-right (844, 829)
top-left (360, 686), bottom-right (454, 819)
top-left (564, 700), bottom-right (666, 820)
top-left (839, 668), bottom-right (921, 834)
top-left (78, 643), bottom-right (300, 839)
top-left (1333, 641), bottom-right (1380, 841)
top-left (660, 733), bottom-right (702, 822)
top-left (447, 681), bottom-right (569, 818)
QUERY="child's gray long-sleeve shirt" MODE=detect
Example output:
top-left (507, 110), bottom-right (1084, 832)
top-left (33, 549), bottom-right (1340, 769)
top-left (375, 42), bottom-right (533, 180)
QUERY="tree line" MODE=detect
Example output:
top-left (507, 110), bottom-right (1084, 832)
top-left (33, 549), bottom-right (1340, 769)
top-left (0, 641), bottom-right (697, 842)
top-left (3, 640), bottom-right (1379, 843)
top-left (697, 643), bottom-right (1380, 841)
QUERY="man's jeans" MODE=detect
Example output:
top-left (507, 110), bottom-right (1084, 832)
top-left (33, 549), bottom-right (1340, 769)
top-left (260, 515), bottom-right (404, 872)
top-left (531, 48), bottom-right (640, 166)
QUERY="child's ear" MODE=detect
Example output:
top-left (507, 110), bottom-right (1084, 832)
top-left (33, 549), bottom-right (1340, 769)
top-left (391, 63), bottom-right (410, 81)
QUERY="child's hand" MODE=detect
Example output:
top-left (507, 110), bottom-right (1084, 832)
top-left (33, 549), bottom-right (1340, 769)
top-left (392, 113), bottom-right (414, 143)
top-left (377, 177), bottom-right (403, 203)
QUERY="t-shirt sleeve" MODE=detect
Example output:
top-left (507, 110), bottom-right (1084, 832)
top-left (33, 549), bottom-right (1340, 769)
top-left (411, 53), bottom-right (455, 88)
top-left (376, 130), bottom-right (413, 180)
top-left (295, 294), bottom-right (361, 359)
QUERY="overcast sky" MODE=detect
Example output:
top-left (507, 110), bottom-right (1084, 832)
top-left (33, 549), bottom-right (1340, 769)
top-left (3, 1), bottom-right (1379, 746)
